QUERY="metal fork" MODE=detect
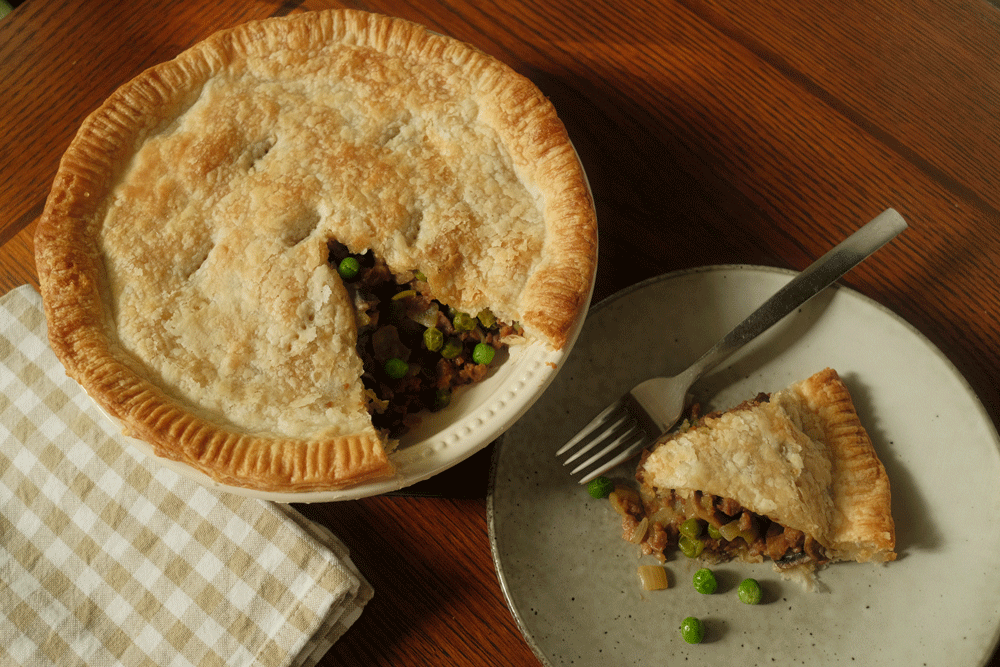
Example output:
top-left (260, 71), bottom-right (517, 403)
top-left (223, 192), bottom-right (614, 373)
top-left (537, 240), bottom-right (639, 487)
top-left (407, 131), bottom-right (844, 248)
top-left (557, 208), bottom-right (907, 483)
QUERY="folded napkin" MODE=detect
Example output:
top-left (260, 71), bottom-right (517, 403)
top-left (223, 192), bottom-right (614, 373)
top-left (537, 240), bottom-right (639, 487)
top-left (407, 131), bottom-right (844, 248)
top-left (0, 286), bottom-right (372, 667)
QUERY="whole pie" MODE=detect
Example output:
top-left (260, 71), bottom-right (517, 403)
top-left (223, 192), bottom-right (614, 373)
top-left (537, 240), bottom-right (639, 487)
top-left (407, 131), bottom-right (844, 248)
top-left (34, 10), bottom-right (598, 492)
top-left (616, 368), bottom-right (895, 585)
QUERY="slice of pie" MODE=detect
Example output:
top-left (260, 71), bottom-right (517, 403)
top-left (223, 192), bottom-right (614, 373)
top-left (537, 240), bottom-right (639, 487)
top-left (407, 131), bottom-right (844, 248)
top-left (34, 10), bottom-right (597, 492)
top-left (620, 368), bottom-right (895, 584)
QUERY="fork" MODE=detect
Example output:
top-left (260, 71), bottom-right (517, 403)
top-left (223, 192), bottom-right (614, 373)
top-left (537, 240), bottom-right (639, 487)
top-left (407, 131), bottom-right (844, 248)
top-left (557, 208), bottom-right (908, 483)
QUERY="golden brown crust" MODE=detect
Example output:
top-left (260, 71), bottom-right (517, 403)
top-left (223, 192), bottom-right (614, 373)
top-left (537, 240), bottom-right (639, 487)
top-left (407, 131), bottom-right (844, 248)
top-left (793, 368), bottom-right (896, 562)
top-left (35, 10), bottom-right (597, 491)
top-left (638, 368), bottom-right (895, 566)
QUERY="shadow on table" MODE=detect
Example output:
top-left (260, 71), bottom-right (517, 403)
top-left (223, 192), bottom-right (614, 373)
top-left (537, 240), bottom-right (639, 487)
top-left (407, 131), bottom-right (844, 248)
top-left (384, 440), bottom-right (497, 498)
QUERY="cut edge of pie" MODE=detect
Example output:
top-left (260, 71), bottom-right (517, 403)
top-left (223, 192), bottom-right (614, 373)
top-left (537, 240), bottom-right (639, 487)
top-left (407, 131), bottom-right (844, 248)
top-left (34, 9), bottom-right (598, 492)
top-left (630, 368), bottom-right (895, 585)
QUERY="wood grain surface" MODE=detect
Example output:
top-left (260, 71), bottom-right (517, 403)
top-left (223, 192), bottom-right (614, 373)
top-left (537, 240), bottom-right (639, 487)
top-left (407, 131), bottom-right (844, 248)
top-left (2, 0), bottom-right (998, 665)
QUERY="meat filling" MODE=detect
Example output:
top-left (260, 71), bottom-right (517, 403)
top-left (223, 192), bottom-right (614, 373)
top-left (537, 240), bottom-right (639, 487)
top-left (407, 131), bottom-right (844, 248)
top-left (613, 483), bottom-right (829, 569)
top-left (328, 241), bottom-right (519, 438)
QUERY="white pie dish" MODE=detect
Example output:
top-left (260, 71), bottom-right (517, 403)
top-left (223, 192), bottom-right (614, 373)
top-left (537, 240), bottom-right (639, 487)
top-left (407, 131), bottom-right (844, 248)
top-left (36, 10), bottom-right (599, 498)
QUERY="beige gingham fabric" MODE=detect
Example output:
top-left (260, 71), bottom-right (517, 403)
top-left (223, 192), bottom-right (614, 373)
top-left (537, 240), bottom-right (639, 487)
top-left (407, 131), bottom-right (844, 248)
top-left (0, 286), bottom-right (372, 667)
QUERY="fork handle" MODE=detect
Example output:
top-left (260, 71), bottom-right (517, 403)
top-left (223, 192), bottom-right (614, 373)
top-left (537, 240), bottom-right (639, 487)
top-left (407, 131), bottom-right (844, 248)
top-left (682, 208), bottom-right (908, 382)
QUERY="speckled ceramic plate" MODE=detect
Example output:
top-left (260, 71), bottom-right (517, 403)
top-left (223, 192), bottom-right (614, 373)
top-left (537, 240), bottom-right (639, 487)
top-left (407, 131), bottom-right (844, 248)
top-left (488, 265), bottom-right (1000, 666)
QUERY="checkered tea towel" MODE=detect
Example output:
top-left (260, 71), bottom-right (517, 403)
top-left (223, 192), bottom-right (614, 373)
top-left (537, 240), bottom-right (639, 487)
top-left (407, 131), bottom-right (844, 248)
top-left (0, 285), bottom-right (373, 667)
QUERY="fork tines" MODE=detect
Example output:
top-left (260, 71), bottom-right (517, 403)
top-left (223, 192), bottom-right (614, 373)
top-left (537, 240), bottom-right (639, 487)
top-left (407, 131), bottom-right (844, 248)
top-left (556, 393), bottom-right (656, 484)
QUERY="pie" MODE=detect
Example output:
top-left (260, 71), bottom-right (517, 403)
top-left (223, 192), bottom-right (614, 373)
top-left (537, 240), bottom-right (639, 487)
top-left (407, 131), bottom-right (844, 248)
top-left (615, 368), bottom-right (895, 585)
top-left (34, 10), bottom-right (598, 492)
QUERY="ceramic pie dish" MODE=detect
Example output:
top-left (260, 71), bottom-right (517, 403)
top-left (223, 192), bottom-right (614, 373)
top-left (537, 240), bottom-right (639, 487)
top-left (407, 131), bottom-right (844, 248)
top-left (34, 9), bottom-right (597, 495)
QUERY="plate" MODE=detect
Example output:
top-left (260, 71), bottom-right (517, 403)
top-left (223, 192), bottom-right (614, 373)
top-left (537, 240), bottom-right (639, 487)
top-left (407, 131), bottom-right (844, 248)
top-left (488, 265), bottom-right (1000, 666)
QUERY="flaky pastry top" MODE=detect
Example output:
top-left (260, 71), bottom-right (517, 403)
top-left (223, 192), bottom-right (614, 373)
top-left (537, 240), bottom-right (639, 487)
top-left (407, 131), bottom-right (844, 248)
top-left (34, 10), bottom-right (597, 491)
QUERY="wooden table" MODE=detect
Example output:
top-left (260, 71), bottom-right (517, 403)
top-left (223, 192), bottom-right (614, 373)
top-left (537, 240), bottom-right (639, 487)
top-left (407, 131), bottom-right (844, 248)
top-left (3, 0), bottom-right (999, 664)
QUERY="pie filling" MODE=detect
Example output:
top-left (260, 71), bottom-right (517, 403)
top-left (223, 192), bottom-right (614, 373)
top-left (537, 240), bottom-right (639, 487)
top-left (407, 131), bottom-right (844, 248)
top-left (613, 484), bottom-right (829, 570)
top-left (329, 240), bottom-right (521, 438)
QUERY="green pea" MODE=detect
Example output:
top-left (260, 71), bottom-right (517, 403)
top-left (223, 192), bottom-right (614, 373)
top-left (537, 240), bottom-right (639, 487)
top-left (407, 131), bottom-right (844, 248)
top-left (738, 578), bottom-right (762, 605)
top-left (440, 339), bottom-right (463, 359)
top-left (433, 388), bottom-right (451, 410)
top-left (678, 534), bottom-right (704, 559)
top-left (692, 568), bottom-right (717, 595)
top-left (384, 358), bottom-right (409, 379)
top-left (472, 342), bottom-right (495, 365)
top-left (706, 523), bottom-right (722, 540)
top-left (680, 616), bottom-right (704, 644)
top-left (452, 311), bottom-right (476, 332)
top-left (423, 327), bottom-right (444, 352)
top-left (414, 270), bottom-right (427, 282)
top-left (338, 256), bottom-right (361, 280)
top-left (477, 308), bottom-right (497, 328)
top-left (679, 518), bottom-right (703, 539)
top-left (586, 476), bottom-right (614, 499)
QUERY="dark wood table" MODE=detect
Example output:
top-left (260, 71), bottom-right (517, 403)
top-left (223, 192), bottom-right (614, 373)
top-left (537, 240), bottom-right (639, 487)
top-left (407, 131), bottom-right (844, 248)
top-left (3, 0), bottom-right (999, 664)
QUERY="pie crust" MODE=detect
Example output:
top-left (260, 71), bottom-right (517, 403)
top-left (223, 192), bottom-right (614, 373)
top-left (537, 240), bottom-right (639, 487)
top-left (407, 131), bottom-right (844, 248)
top-left (34, 10), bottom-right (598, 491)
top-left (637, 368), bottom-right (895, 570)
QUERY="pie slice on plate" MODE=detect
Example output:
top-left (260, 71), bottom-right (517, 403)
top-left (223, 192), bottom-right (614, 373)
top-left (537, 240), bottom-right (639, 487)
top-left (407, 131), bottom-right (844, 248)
top-left (34, 10), bottom-right (597, 492)
top-left (620, 368), bottom-right (895, 585)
